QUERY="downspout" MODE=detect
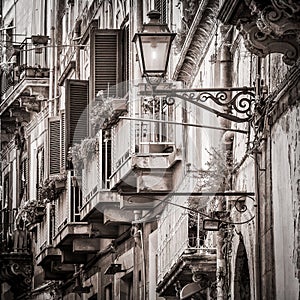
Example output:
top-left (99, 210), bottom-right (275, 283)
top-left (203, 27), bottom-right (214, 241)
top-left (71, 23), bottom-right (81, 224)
top-left (131, 2), bottom-right (144, 298)
top-left (48, 0), bottom-right (55, 117)
top-left (217, 24), bottom-right (233, 300)
top-left (254, 56), bottom-right (262, 300)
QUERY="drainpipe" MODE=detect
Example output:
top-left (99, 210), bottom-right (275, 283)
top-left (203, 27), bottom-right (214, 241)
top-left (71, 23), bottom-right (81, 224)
top-left (131, 0), bottom-right (144, 297)
top-left (48, 0), bottom-right (55, 117)
top-left (254, 57), bottom-right (262, 300)
top-left (217, 25), bottom-right (233, 300)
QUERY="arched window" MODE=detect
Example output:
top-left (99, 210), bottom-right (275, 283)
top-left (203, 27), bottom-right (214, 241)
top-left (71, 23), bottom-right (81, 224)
top-left (234, 239), bottom-right (251, 300)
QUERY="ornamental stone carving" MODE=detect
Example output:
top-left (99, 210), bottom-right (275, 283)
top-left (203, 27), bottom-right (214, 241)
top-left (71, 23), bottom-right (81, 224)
top-left (218, 0), bottom-right (300, 65)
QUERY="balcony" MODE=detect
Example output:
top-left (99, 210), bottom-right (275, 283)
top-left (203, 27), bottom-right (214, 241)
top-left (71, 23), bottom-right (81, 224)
top-left (73, 136), bottom-right (134, 224)
top-left (156, 207), bottom-right (216, 297)
top-left (0, 38), bottom-right (50, 134)
top-left (0, 209), bottom-right (33, 298)
top-left (36, 245), bottom-right (74, 280)
top-left (107, 85), bottom-right (183, 199)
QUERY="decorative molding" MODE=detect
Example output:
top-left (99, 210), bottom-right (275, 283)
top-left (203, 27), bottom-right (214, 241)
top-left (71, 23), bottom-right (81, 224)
top-left (238, 20), bottom-right (299, 65)
top-left (218, 0), bottom-right (300, 65)
top-left (0, 253), bottom-right (33, 295)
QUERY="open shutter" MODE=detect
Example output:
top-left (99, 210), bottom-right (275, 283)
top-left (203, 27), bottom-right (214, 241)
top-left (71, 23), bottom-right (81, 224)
top-left (65, 79), bottom-right (89, 148)
top-left (49, 118), bottom-right (61, 175)
top-left (90, 29), bottom-right (121, 99)
top-left (60, 112), bottom-right (66, 169)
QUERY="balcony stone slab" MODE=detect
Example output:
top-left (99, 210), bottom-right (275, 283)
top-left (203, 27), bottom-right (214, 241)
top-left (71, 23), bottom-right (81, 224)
top-left (73, 238), bottom-right (101, 253)
top-left (110, 149), bottom-right (182, 193)
top-left (80, 190), bottom-right (121, 220)
top-left (156, 250), bottom-right (217, 297)
top-left (53, 222), bottom-right (90, 248)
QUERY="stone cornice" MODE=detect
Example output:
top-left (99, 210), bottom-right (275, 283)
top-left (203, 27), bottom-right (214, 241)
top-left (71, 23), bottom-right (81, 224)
top-left (173, 0), bottom-right (219, 86)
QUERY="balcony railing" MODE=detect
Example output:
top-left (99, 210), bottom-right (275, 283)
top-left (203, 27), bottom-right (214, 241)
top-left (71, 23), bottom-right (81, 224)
top-left (157, 207), bottom-right (216, 283)
top-left (0, 208), bottom-right (31, 253)
top-left (111, 94), bottom-right (182, 173)
top-left (0, 37), bottom-right (50, 98)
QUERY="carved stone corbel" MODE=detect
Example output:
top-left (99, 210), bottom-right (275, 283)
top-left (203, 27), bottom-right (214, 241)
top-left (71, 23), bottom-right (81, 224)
top-left (238, 19), bottom-right (299, 65)
top-left (19, 96), bottom-right (40, 112)
top-left (218, 0), bottom-right (300, 65)
top-left (271, 0), bottom-right (300, 17)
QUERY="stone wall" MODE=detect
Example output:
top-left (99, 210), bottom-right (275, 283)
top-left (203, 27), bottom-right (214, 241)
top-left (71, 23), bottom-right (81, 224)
top-left (271, 102), bottom-right (300, 299)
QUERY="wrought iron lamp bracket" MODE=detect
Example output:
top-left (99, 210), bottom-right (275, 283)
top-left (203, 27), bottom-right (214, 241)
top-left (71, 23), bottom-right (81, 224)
top-left (143, 86), bottom-right (256, 123)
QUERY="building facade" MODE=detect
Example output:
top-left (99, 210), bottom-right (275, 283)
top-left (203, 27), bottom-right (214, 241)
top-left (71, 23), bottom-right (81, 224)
top-left (0, 0), bottom-right (299, 300)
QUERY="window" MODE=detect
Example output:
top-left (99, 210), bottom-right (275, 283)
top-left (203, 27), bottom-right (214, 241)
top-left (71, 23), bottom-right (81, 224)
top-left (154, 0), bottom-right (167, 24)
top-left (70, 171), bottom-right (82, 222)
top-left (19, 158), bottom-right (28, 203)
top-left (36, 147), bottom-right (44, 200)
top-left (120, 272), bottom-right (133, 300)
top-left (105, 284), bottom-right (113, 300)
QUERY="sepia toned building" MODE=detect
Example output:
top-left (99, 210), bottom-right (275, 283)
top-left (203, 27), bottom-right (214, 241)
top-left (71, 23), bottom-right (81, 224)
top-left (0, 1), bottom-right (299, 300)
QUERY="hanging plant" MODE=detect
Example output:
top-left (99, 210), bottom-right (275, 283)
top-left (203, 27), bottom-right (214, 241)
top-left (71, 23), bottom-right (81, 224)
top-left (79, 137), bottom-right (99, 160)
top-left (90, 92), bottom-right (113, 130)
top-left (70, 137), bottom-right (99, 176)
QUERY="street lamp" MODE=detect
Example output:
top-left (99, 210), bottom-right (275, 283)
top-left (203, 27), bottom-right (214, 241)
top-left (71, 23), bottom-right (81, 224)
top-left (133, 11), bottom-right (257, 123)
top-left (133, 10), bottom-right (176, 81)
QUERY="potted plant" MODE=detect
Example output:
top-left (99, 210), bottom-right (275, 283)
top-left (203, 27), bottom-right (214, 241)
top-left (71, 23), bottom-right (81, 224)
top-left (52, 173), bottom-right (67, 190)
top-left (41, 173), bottom-right (67, 201)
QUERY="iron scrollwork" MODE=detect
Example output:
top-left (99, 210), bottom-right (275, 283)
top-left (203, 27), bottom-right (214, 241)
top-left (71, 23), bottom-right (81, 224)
top-left (153, 87), bottom-right (256, 123)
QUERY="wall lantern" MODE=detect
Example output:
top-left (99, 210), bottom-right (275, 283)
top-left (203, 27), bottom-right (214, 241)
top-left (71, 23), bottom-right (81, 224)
top-left (132, 12), bottom-right (258, 124)
top-left (203, 219), bottom-right (222, 231)
top-left (132, 10), bottom-right (176, 80)
top-left (104, 263), bottom-right (126, 275)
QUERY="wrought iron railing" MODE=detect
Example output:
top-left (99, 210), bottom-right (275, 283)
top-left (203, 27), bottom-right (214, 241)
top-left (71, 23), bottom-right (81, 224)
top-left (0, 208), bottom-right (31, 253)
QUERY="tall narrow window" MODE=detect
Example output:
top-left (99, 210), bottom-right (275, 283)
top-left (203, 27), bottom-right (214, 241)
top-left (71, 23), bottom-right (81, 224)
top-left (70, 171), bottom-right (82, 222)
top-left (122, 26), bottom-right (130, 95)
top-left (20, 158), bottom-right (28, 202)
top-left (36, 147), bottom-right (44, 200)
top-left (105, 284), bottom-right (113, 300)
top-left (154, 0), bottom-right (167, 24)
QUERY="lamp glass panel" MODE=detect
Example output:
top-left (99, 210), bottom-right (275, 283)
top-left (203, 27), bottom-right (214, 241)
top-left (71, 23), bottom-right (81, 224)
top-left (140, 35), bottom-right (170, 72)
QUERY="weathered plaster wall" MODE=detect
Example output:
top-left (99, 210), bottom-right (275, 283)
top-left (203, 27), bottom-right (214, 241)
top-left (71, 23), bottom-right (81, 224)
top-left (271, 104), bottom-right (300, 300)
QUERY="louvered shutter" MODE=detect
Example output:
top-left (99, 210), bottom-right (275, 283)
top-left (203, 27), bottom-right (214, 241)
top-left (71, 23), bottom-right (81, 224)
top-left (65, 80), bottom-right (88, 147)
top-left (49, 118), bottom-right (61, 175)
top-left (60, 112), bottom-right (66, 169)
top-left (91, 30), bottom-right (121, 99)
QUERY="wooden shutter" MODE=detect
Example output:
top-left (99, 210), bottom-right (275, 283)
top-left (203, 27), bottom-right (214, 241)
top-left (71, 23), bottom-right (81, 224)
top-left (60, 112), bottom-right (66, 169)
top-left (65, 80), bottom-right (89, 147)
top-left (49, 118), bottom-right (61, 175)
top-left (91, 29), bottom-right (121, 99)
